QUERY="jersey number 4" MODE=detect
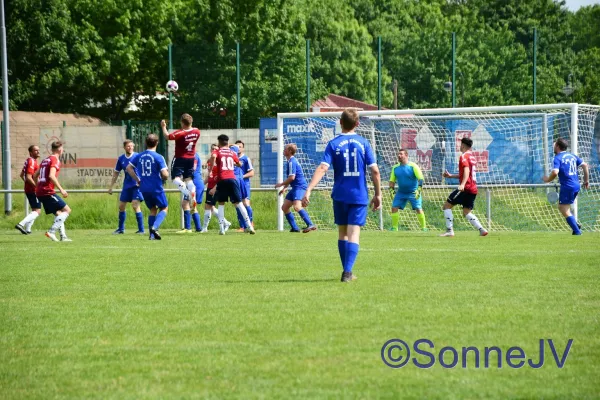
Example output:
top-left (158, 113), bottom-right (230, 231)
top-left (343, 149), bottom-right (360, 177)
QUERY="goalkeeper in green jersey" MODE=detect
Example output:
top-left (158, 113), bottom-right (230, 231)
top-left (388, 149), bottom-right (427, 231)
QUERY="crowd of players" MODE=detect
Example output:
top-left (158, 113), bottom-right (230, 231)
top-left (14, 109), bottom-right (590, 280)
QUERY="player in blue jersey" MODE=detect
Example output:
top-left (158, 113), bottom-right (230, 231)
top-left (302, 109), bottom-right (382, 282)
top-left (275, 144), bottom-right (316, 233)
top-left (230, 144), bottom-right (249, 231)
top-left (108, 140), bottom-right (145, 235)
top-left (190, 152), bottom-right (205, 232)
top-left (543, 138), bottom-right (590, 235)
top-left (126, 134), bottom-right (169, 240)
top-left (389, 149), bottom-right (427, 231)
top-left (235, 140), bottom-right (255, 229)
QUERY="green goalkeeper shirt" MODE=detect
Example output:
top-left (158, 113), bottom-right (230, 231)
top-left (389, 162), bottom-right (424, 194)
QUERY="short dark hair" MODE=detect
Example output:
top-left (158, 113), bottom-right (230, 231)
top-left (398, 148), bottom-right (408, 156)
top-left (146, 134), bottom-right (159, 148)
top-left (340, 109), bottom-right (359, 131)
top-left (181, 113), bottom-right (193, 127)
top-left (461, 137), bottom-right (473, 148)
top-left (123, 139), bottom-right (133, 147)
top-left (51, 141), bottom-right (63, 152)
top-left (28, 144), bottom-right (39, 153)
top-left (555, 138), bottom-right (568, 151)
top-left (235, 140), bottom-right (244, 146)
top-left (218, 134), bottom-right (229, 146)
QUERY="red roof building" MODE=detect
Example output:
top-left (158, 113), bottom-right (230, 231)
top-left (311, 94), bottom-right (383, 112)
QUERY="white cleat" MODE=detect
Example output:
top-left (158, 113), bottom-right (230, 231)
top-left (199, 228), bottom-right (208, 233)
top-left (246, 226), bottom-right (256, 235)
top-left (60, 236), bottom-right (73, 242)
top-left (480, 229), bottom-right (489, 237)
top-left (439, 230), bottom-right (455, 237)
top-left (219, 224), bottom-right (226, 235)
top-left (224, 221), bottom-right (231, 232)
top-left (45, 231), bottom-right (59, 242)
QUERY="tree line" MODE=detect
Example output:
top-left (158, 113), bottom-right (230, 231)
top-left (4, 0), bottom-right (600, 122)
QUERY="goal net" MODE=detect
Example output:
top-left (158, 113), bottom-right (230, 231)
top-left (277, 104), bottom-right (600, 232)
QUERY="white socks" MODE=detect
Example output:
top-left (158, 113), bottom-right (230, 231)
top-left (236, 203), bottom-right (252, 229)
top-left (173, 177), bottom-right (189, 196)
top-left (218, 205), bottom-right (226, 225)
top-left (203, 210), bottom-right (211, 230)
top-left (49, 213), bottom-right (69, 234)
top-left (466, 213), bottom-right (483, 231)
top-left (444, 209), bottom-right (453, 230)
top-left (19, 211), bottom-right (39, 232)
top-left (186, 180), bottom-right (196, 195)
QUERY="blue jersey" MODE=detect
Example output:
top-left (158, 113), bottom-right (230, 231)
top-left (193, 153), bottom-right (202, 179)
top-left (321, 133), bottom-right (376, 205)
top-left (115, 153), bottom-right (139, 190)
top-left (129, 150), bottom-right (167, 194)
top-left (286, 156), bottom-right (308, 189)
top-left (553, 151), bottom-right (583, 190)
top-left (239, 155), bottom-right (253, 184)
top-left (390, 162), bottom-right (424, 194)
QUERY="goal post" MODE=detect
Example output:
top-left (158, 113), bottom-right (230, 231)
top-left (277, 103), bottom-right (600, 232)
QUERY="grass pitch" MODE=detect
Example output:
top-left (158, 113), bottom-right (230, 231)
top-left (1, 229), bottom-right (599, 399)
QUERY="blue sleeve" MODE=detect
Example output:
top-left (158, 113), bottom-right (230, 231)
top-left (246, 158), bottom-right (254, 171)
top-left (576, 155), bottom-right (583, 166)
top-left (552, 156), bottom-right (560, 170)
top-left (129, 153), bottom-right (140, 168)
top-left (365, 140), bottom-right (376, 166)
top-left (288, 160), bottom-right (297, 176)
top-left (322, 143), bottom-right (333, 166)
top-left (158, 155), bottom-right (167, 170)
top-left (115, 157), bottom-right (122, 172)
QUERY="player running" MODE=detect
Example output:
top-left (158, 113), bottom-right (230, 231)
top-left (15, 145), bottom-right (41, 235)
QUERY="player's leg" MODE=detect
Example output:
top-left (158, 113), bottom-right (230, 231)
top-left (558, 188), bottom-right (581, 234)
top-left (184, 175), bottom-right (197, 208)
top-left (171, 158), bottom-right (190, 197)
top-left (390, 207), bottom-right (400, 231)
top-left (231, 180), bottom-right (253, 234)
top-left (292, 189), bottom-right (316, 232)
top-left (57, 205), bottom-right (72, 241)
top-left (178, 194), bottom-right (193, 233)
top-left (390, 193), bottom-right (407, 231)
top-left (243, 184), bottom-right (253, 224)
top-left (462, 194), bottom-right (487, 236)
top-left (409, 195), bottom-right (427, 231)
top-left (144, 193), bottom-right (157, 236)
top-left (441, 190), bottom-right (459, 236)
top-left (44, 195), bottom-right (70, 242)
top-left (115, 200), bottom-right (127, 234)
top-left (283, 191), bottom-right (300, 232)
top-left (338, 223), bottom-right (349, 271)
top-left (150, 192), bottom-right (169, 240)
top-left (16, 194), bottom-right (41, 234)
top-left (131, 193), bottom-right (145, 234)
top-left (341, 204), bottom-right (367, 282)
top-left (192, 180), bottom-right (204, 232)
top-left (202, 192), bottom-right (213, 232)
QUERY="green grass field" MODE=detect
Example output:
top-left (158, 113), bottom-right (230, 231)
top-left (2, 229), bottom-right (599, 399)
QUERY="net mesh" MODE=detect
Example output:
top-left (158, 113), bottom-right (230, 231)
top-left (280, 105), bottom-right (600, 231)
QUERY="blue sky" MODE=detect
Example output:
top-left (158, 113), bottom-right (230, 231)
top-left (564, 0), bottom-right (599, 10)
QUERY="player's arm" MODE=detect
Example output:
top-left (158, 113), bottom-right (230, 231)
top-left (108, 170), bottom-right (120, 195)
top-left (442, 170), bottom-right (459, 179)
top-left (160, 168), bottom-right (169, 181)
top-left (458, 166), bottom-right (469, 191)
top-left (412, 163), bottom-right (424, 199)
top-left (243, 159), bottom-right (255, 179)
top-left (48, 167), bottom-right (68, 198)
top-left (33, 168), bottom-right (40, 182)
top-left (160, 120), bottom-right (171, 141)
top-left (126, 163), bottom-right (141, 186)
top-left (581, 162), bottom-right (589, 189)
top-left (542, 169), bottom-right (559, 183)
top-left (370, 164), bottom-right (382, 211)
top-left (388, 167), bottom-right (396, 192)
top-left (20, 168), bottom-right (25, 181)
top-left (302, 163), bottom-right (329, 207)
top-left (25, 172), bottom-right (37, 188)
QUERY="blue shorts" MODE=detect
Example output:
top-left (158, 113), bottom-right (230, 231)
top-left (39, 194), bottom-right (68, 215)
top-left (238, 178), bottom-right (248, 200)
top-left (216, 179), bottom-right (242, 204)
top-left (393, 192), bottom-right (422, 210)
top-left (333, 201), bottom-right (368, 226)
top-left (205, 187), bottom-right (217, 206)
top-left (559, 187), bottom-right (579, 205)
top-left (286, 187), bottom-right (306, 202)
top-left (26, 192), bottom-right (41, 209)
top-left (170, 157), bottom-right (195, 180)
top-left (193, 179), bottom-right (204, 204)
top-left (119, 186), bottom-right (144, 203)
top-left (143, 191), bottom-right (168, 210)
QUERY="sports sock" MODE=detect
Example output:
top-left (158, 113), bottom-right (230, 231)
top-left (135, 212), bottom-right (144, 232)
top-left (245, 205), bottom-right (254, 222)
top-left (298, 209), bottom-right (313, 226)
top-left (465, 212), bottom-right (483, 231)
top-left (338, 240), bottom-right (347, 268)
top-left (236, 203), bottom-right (252, 229)
top-left (285, 212), bottom-right (299, 231)
top-left (417, 212), bottom-right (426, 229)
top-left (236, 207), bottom-right (246, 229)
top-left (20, 211), bottom-right (39, 231)
top-left (184, 210), bottom-right (191, 230)
top-left (153, 210), bottom-right (167, 229)
top-left (218, 205), bottom-right (226, 226)
top-left (186, 181), bottom-right (196, 195)
top-left (173, 177), bottom-right (189, 196)
top-left (566, 215), bottom-right (581, 234)
top-left (203, 210), bottom-right (211, 230)
top-left (344, 242), bottom-right (360, 273)
top-left (118, 211), bottom-right (126, 231)
top-left (192, 212), bottom-right (201, 231)
top-left (59, 222), bottom-right (67, 238)
top-left (49, 212), bottom-right (69, 234)
top-left (444, 209), bottom-right (454, 230)
top-left (391, 212), bottom-right (399, 230)
top-left (148, 215), bottom-right (156, 229)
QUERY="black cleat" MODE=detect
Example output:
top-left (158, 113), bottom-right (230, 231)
top-left (341, 272), bottom-right (357, 282)
top-left (302, 225), bottom-right (317, 233)
top-left (290, 228), bottom-right (301, 233)
top-left (150, 228), bottom-right (161, 240)
top-left (15, 224), bottom-right (28, 235)
top-left (135, 230), bottom-right (145, 235)
top-left (113, 229), bottom-right (124, 235)
top-left (577, 221), bottom-right (582, 230)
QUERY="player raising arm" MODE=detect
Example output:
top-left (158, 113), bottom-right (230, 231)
top-left (302, 109), bottom-right (381, 282)
top-left (543, 138), bottom-right (589, 235)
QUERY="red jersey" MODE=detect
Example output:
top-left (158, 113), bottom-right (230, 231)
top-left (21, 157), bottom-right (39, 194)
top-left (458, 151), bottom-right (478, 194)
top-left (168, 128), bottom-right (200, 158)
top-left (207, 161), bottom-right (218, 189)
top-left (36, 155), bottom-right (61, 197)
top-left (214, 147), bottom-right (239, 181)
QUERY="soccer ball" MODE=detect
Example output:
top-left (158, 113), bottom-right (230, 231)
top-left (166, 80), bottom-right (179, 93)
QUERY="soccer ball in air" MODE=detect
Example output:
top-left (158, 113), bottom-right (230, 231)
top-left (166, 80), bottom-right (179, 93)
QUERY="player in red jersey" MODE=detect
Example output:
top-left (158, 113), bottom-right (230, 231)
top-left (15, 145), bottom-right (41, 234)
top-left (34, 141), bottom-right (72, 242)
top-left (440, 137), bottom-right (488, 237)
top-left (161, 113), bottom-right (200, 210)
top-left (199, 144), bottom-right (230, 233)
top-left (208, 134), bottom-right (254, 235)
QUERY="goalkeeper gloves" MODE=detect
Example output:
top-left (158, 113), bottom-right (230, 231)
top-left (414, 186), bottom-right (422, 200)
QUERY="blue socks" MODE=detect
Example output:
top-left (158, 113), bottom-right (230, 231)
top-left (566, 216), bottom-right (581, 234)
top-left (135, 212), bottom-right (144, 232)
top-left (344, 242), bottom-right (360, 273)
top-left (298, 209), bottom-right (313, 227)
top-left (192, 212), bottom-right (201, 231)
top-left (285, 212), bottom-right (299, 231)
top-left (338, 240), bottom-right (347, 268)
top-left (148, 215), bottom-right (156, 230)
top-left (153, 210), bottom-right (167, 230)
top-left (184, 210), bottom-right (191, 230)
top-left (118, 211), bottom-right (126, 231)
top-left (245, 205), bottom-right (254, 222)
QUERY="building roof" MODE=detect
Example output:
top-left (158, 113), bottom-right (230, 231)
top-left (311, 94), bottom-right (382, 112)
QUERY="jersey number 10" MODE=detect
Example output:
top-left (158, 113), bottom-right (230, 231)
top-left (343, 149), bottom-right (360, 177)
